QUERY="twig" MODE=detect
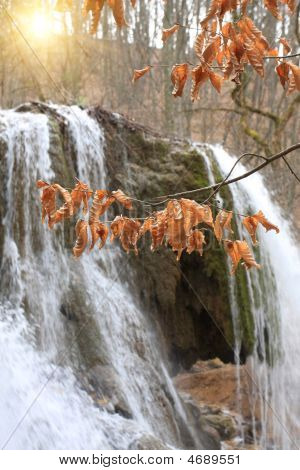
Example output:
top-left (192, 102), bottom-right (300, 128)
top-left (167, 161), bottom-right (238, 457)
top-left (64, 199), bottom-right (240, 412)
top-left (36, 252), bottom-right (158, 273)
top-left (264, 53), bottom-right (300, 59)
top-left (150, 143), bottom-right (300, 202)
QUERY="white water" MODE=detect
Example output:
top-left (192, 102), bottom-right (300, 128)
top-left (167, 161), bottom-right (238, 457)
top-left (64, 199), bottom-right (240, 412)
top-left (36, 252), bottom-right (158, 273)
top-left (0, 106), bottom-right (192, 450)
top-left (209, 145), bottom-right (300, 449)
top-left (1, 106), bottom-right (299, 450)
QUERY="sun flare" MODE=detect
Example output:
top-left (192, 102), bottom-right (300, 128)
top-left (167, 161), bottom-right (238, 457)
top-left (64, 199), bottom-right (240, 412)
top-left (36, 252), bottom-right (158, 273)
top-left (30, 11), bottom-right (51, 38)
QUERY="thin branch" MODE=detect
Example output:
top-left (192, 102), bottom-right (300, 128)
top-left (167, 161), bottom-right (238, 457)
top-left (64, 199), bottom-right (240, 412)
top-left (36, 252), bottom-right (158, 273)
top-left (282, 157), bottom-right (300, 184)
top-left (151, 143), bottom-right (300, 201)
top-left (264, 53), bottom-right (300, 59)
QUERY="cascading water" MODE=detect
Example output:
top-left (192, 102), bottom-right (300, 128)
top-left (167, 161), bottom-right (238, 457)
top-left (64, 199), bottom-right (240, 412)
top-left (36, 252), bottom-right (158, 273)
top-left (205, 144), bottom-right (300, 450)
top-left (1, 105), bottom-right (299, 451)
top-left (0, 106), bottom-right (196, 450)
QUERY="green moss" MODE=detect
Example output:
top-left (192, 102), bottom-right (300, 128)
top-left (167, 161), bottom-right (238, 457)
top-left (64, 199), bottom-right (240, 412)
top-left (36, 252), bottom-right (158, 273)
top-left (127, 131), bottom-right (169, 165)
top-left (203, 245), bottom-right (235, 349)
top-left (235, 267), bottom-right (255, 355)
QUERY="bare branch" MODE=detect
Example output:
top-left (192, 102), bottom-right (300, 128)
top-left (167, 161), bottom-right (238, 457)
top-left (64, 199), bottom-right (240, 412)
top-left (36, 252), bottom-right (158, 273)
top-left (151, 143), bottom-right (300, 202)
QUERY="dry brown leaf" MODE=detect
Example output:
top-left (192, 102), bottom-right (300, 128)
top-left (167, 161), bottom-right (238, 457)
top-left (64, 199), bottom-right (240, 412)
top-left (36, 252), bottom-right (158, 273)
top-left (224, 239), bottom-right (260, 274)
top-left (132, 66), bottom-right (151, 83)
top-left (179, 199), bottom-right (214, 234)
top-left (288, 62), bottom-right (300, 91)
top-left (276, 62), bottom-right (290, 88)
top-left (71, 180), bottom-right (93, 215)
top-left (242, 210), bottom-right (279, 244)
top-left (264, 0), bottom-right (282, 19)
top-left (111, 189), bottom-right (133, 209)
top-left (214, 210), bottom-right (233, 242)
top-left (194, 31), bottom-right (206, 59)
top-left (89, 221), bottom-right (109, 251)
top-left (165, 217), bottom-right (186, 260)
top-left (36, 180), bottom-right (57, 228)
top-left (267, 48), bottom-right (279, 57)
top-left (89, 190), bottom-right (114, 225)
top-left (108, 0), bottom-right (128, 27)
top-left (162, 24), bottom-right (180, 43)
top-left (191, 65), bottom-right (209, 101)
top-left (243, 36), bottom-right (265, 77)
top-left (186, 230), bottom-right (206, 255)
top-left (110, 216), bottom-right (141, 254)
top-left (202, 36), bottom-right (221, 64)
top-left (280, 37), bottom-right (292, 54)
top-left (73, 220), bottom-right (88, 257)
top-left (209, 71), bottom-right (223, 93)
top-left (219, 0), bottom-right (238, 18)
top-left (139, 217), bottom-right (154, 237)
top-left (149, 210), bottom-right (168, 250)
top-left (51, 184), bottom-right (73, 227)
top-left (200, 0), bottom-right (221, 27)
top-left (171, 63), bottom-right (189, 98)
top-left (82, 0), bottom-right (105, 34)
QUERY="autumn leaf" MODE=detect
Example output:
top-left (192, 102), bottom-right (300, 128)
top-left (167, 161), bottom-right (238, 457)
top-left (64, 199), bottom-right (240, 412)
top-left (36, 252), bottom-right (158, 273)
top-left (243, 36), bottom-right (265, 77)
top-left (89, 190), bottom-right (114, 227)
top-left (191, 65), bottom-right (209, 101)
top-left (110, 216), bottom-right (141, 254)
top-left (200, 0), bottom-right (221, 27)
top-left (194, 31), bottom-right (206, 59)
top-left (264, 0), bottom-right (282, 19)
top-left (202, 36), bottom-right (221, 64)
top-left (288, 62), bottom-right (300, 92)
top-left (82, 0), bottom-right (105, 34)
top-left (276, 62), bottom-right (290, 88)
top-left (214, 210), bottom-right (233, 242)
top-left (73, 220), bottom-right (88, 257)
top-left (281, 0), bottom-right (296, 14)
top-left (109, 0), bottom-right (128, 27)
top-left (50, 184), bottom-right (73, 227)
top-left (90, 221), bottom-right (109, 251)
top-left (171, 63), bottom-right (189, 98)
top-left (208, 71), bottom-right (223, 93)
top-left (111, 189), bottom-right (133, 209)
top-left (162, 24), bottom-right (180, 43)
top-left (132, 66), bottom-right (151, 83)
top-left (219, 0), bottom-right (238, 18)
top-left (224, 239), bottom-right (260, 274)
top-left (280, 37), bottom-right (291, 55)
top-left (71, 179), bottom-right (93, 215)
top-left (242, 210), bottom-right (279, 244)
top-left (36, 180), bottom-right (57, 228)
top-left (149, 210), bottom-right (168, 251)
top-left (186, 229), bottom-right (206, 255)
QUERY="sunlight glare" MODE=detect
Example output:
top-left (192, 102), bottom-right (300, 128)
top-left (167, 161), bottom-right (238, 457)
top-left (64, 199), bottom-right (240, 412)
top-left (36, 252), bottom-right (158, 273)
top-left (30, 11), bottom-right (51, 38)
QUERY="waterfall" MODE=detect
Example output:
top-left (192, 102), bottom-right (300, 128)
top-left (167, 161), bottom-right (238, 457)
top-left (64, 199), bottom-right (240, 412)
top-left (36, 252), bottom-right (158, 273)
top-left (207, 144), bottom-right (300, 450)
top-left (1, 105), bottom-right (299, 450)
top-left (0, 106), bottom-right (194, 450)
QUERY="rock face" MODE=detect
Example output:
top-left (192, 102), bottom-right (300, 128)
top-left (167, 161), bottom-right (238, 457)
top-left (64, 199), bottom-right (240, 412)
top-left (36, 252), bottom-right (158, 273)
top-left (175, 359), bottom-right (263, 448)
top-left (91, 108), bottom-right (239, 370)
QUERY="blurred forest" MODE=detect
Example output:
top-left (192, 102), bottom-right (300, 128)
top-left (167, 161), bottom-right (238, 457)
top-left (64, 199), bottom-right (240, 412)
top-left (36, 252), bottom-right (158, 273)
top-left (0, 1), bottom-right (298, 154)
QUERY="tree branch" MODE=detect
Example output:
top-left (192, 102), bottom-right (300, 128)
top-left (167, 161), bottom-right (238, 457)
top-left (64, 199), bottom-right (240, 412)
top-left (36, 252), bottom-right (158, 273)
top-left (263, 53), bottom-right (300, 59)
top-left (151, 143), bottom-right (300, 201)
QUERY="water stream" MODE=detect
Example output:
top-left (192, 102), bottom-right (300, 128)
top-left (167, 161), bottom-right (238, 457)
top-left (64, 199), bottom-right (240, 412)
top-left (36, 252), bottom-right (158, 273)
top-left (0, 107), bottom-right (299, 450)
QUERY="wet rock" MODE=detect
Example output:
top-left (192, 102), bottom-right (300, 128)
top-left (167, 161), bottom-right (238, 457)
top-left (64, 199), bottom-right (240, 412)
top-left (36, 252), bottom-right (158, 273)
top-left (128, 434), bottom-right (171, 450)
top-left (175, 358), bottom-right (263, 447)
top-left (200, 414), bottom-right (236, 440)
top-left (86, 364), bottom-right (132, 419)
